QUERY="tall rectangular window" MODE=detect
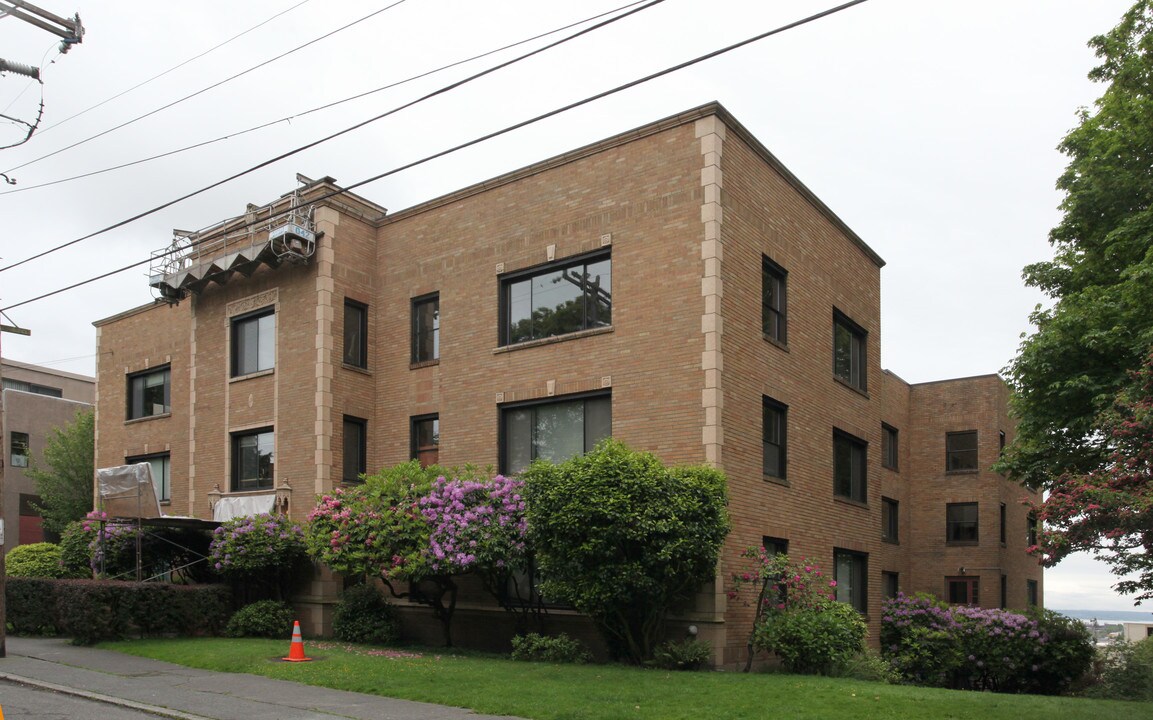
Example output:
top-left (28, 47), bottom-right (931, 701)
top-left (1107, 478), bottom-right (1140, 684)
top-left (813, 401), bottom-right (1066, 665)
top-left (1000, 502), bottom-right (1007, 545)
top-left (882, 497), bottom-right (899, 543)
top-left (501, 253), bottom-right (611, 345)
top-left (1026, 579), bottom-right (1039, 607)
top-left (1001, 574), bottom-right (1008, 609)
top-left (947, 576), bottom-right (979, 606)
top-left (762, 257), bottom-right (787, 344)
top-left (762, 397), bottom-right (787, 479)
top-left (833, 430), bottom-right (867, 503)
top-left (129, 454), bottom-right (170, 503)
top-left (231, 308), bottom-right (275, 377)
top-left (411, 293), bottom-right (440, 364)
top-left (833, 311), bottom-right (866, 391)
top-left (127, 366), bottom-right (171, 420)
top-left (10, 430), bottom-right (29, 468)
top-left (882, 571), bottom-right (899, 599)
top-left (232, 428), bottom-right (274, 491)
top-left (834, 549), bottom-right (867, 613)
top-left (411, 414), bottom-right (439, 469)
top-left (947, 502), bottom-right (979, 544)
top-left (501, 394), bottom-right (610, 474)
top-left (946, 430), bottom-right (978, 472)
top-left (343, 299), bottom-right (368, 368)
top-left (343, 416), bottom-right (367, 483)
top-left (1027, 512), bottom-right (1039, 546)
top-left (881, 424), bottom-right (898, 470)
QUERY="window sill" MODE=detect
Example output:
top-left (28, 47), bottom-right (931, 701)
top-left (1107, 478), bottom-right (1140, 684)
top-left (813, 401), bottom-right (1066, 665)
top-left (493, 325), bottom-right (613, 354)
top-left (882, 538), bottom-right (899, 545)
top-left (882, 464), bottom-right (899, 473)
top-left (230, 368), bottom-right (274, 383)
top-left (834, 496), bottom-right (868, 510)
top-left (409, 359), bottom-right (440, 370)
top-left (763, 335), bottom-right (789, 352)
top-left (125, 412), bottom-right (172, 425)
top-left (763, 475), bottom-right (789, 488)
top-left (833, 375), bottom-right (869, 398)
top-left (945, 469), bottom-right (980, 476)
top-left (342, 363), bottom-right (372, 376)
top-left (226, 487), bottom-right (276, 496)
top-left (946, 540), bottom-right (979, 547)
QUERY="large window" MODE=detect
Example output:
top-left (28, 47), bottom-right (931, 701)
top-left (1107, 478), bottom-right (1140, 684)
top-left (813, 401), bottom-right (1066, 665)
top-left (833, 430), bottom-right (867, 503)
top-left (411, 414), bottom-right (439, 469)
top-left (947, 502), bottom-right (979, 544)
top-left (502, 253), bottom-right (611, 345)
top-left (411, 293), bottom-right (440, 364)
top-left (946, 430), bottom-right (978, 472)
top-left (129, 454), bottom-right (170, 503)
top-left (833, 311), bottom-right (866, 391)
top-left (882, 423), bottom-right (898, 470)
top-left (343, 416), bottom-right (366, 483)
top-left (231, 308), bottom-right (275, 377)
top-left (344, 299), bottom-right (368, 368)
top-left (127, 366), bottom-right (170, 420)
top-left (501, 394), bottom-right (611, 474)
top-left (2, 379), bottom-right (62, 397)
top-left (834, 549), bottom-right (868, 613)
top-left (947, 576), bottom-right (979, 606)
top-left (882, 497), bottom-right (899, 543)
top-left (762, 397), bottom-right (787, 479)
top-left (762, 257), bottom-right (787, 344)
top-left (232, 428), bottom-right (274, 491)
top-left (10, 430), bottom-right (29, 468)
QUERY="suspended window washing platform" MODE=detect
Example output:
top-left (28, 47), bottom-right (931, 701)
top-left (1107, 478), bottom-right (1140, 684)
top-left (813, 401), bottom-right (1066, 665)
top-left (149, 177), bottom-right (323, 303)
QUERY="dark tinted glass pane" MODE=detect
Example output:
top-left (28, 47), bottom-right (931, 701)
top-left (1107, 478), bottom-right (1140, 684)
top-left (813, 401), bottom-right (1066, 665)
top-left (585, 258), bottom-right (612, 328)
top-left (584, 397), bottom-right (612, 451)
top-left (344, 303), bottom-right (365, 366)
top-left (507, 278), bottom-right (533, 344)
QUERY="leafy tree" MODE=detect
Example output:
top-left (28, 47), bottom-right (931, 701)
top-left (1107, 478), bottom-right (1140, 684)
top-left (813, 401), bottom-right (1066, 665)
top-left (521, 439), bottom-right (730, 664)
top-left (26, 409), bottom-right (95, 535)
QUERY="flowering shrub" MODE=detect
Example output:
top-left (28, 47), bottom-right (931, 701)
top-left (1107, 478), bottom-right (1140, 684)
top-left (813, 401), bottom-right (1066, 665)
top-left (82, 509), bottom-right (139, 577)
top-left (880, 593), bottom-right (1093, 694)
top-left (419, 474), bottom-right (527, 575)
top-left (209, 513), bottom-right (306, 576)
top-left (729, 550), bottom-right (865, 674)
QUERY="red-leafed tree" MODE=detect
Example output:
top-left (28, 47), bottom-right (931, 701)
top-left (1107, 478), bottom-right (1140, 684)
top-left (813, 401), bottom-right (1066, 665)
top-left (1031, 351), bottom-right (1153, 601)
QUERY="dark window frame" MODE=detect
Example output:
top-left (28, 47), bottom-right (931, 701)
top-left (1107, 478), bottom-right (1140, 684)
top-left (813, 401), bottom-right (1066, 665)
top-left (881, 423), bottom-right (898, 470)
top-left (499, 391), bottom-right (611, 475)
top-left (999, 502), bottom-right (1007, 545)
top-left (342, 416), bottom-right (367, 484)
top-left (762, 396), bottom-right (787, 480)
top-left (231, 427), bottom-right (274, 492)
top-left (499, 250), bottom-right (611, 346)
top-left (127, 365), bottom-right (171, 420)
top-left (411, 292), bottom-right (440, 364)
top-left (2, 379), bottom-right (62, 397)
top-left (1001, 574), bottom-right (1008, 609)
top-left (833, 310), bottom-right (867, 392)
top-left (834, 549), bottom-right (868, 614)
top-left (1026, 579), bottom-right (1039, 607)
top-left (882, 497), bottom-right (899, 543)
top-left (946, 502), bottom-right (979, 544)
top-left (410, 413), bottom-right (440, 469)
top-left (947, 576), bottom-right (979, 606)
top-left (882, 571), bottom-right (899, 600)
top-left (761, 536), bottom-right (789, 558)
top-left (833, 430), bottom-right (867, 503)
top-left (127, 452), bottom-right (171, 503)
top-left (1027, 512), bottom-right (1039, 547)
top-left (762, 256), bottom-right (787, 345)
top-left (946, 430), bottom-right (979, 472)
top-left (10, 430), bottom-right (29, 468)
top-left (230, 307), bottom-right (275, 377)
top-left (343, 299), bottom-right (368, 369)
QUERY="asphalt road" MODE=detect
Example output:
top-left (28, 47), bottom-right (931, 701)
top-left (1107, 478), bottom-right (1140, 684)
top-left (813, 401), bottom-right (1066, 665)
top-left (0, 680), bottom-right (167, 719)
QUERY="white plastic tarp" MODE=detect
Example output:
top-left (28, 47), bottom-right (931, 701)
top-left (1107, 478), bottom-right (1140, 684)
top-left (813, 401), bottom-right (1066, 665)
top-left (96, 462), bottom-right (162, 518)
top-left (212, 493), bottom-right (276, 522)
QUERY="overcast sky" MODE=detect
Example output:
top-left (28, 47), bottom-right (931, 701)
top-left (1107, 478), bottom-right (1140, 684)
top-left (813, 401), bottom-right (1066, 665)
top-left (0, 0), bottom-right (1144, 613)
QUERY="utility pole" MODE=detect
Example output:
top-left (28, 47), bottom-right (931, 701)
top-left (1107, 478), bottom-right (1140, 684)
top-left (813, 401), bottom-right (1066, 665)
top-left (0, 312), bottom-right (33, 659)
top-left (0, 0), bottom-right (84, 81)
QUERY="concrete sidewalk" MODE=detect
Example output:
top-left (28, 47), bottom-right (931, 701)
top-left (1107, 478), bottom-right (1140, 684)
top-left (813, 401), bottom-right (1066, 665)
top-left (0, 637), bottom-right (523, 720)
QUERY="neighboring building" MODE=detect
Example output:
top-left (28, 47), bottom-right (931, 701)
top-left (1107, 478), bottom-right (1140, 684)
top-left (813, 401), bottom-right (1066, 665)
top-left (1123, 622), bottom-right (1153, 643)
top-left (92, 102), bottom-right (1042, 665)
top-left (2, 358), bottom-right (95, 552)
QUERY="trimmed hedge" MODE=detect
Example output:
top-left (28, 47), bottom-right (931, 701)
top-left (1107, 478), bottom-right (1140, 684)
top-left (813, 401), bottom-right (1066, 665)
top-left (5, 578), bottom-right (231, 645)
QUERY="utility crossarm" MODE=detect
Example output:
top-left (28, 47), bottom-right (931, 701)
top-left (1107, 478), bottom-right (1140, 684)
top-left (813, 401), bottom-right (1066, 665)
top-left (0, 0), bottom-right (84, 51)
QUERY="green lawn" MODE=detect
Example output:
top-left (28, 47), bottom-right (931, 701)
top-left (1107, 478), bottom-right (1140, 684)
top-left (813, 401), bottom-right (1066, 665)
top-left (102, 638), bottom-right (1148, 720)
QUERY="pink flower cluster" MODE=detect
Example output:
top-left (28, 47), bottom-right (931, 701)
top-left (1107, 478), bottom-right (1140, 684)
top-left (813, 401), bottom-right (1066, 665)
top-left (419, 475), bottom-right (527, 573)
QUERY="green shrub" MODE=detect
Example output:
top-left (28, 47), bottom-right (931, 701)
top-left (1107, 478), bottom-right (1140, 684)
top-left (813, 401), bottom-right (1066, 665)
top-left (225, 600), bottom-right (295, 639)
top-left (1086, 639), bottom-right (1153, 701)
top-left (58, 521), bottom-right (92, 577)
top-left (648, 639), bottom-right (712, 671)
top-left (6, 542), bottom-right (66, 578)
top-left (5, 577), bottom-right (58, 635)
top-left (755, 600), bottom-right (866, 675)
top-left (332, 583), bottom-right (399, 645)
top-left (830, 650), bottom-right (901, 683)
top-left (511, 633), bottom-right (592, 664)
top-left (1020, 608), bottom-right (1096, 695)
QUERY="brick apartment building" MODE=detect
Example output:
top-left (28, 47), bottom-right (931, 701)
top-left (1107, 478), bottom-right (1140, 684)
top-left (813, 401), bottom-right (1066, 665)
top-left (2, 359), bottom-right (95, 551)
top-left (93, 102), bottom-right (1042, 665)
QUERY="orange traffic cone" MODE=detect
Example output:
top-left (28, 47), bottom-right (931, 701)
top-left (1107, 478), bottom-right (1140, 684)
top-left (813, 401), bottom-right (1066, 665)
top-left (282, 620), bottom-right (313, 662)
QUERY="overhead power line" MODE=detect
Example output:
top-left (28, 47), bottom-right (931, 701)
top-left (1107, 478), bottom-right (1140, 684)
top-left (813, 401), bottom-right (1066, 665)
top-left (1, 0), bottom-right (406, 178)
top-left (0, 0), bottom-right (652, 197)
top-left (0, 0), bottom-right (870, 313)
top-left (0, 0), bottom-right (669, 273)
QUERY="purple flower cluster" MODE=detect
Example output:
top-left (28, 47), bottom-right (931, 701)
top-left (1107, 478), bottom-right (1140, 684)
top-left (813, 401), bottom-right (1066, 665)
top-left (419, 475), bottom-right (527, 573)
top-left (209, 512), bottom-right (305, 574)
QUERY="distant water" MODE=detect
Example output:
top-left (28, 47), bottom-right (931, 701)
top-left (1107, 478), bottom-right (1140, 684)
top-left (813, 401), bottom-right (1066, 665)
top-left (1053, 608), bottom-right (1153, 623)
